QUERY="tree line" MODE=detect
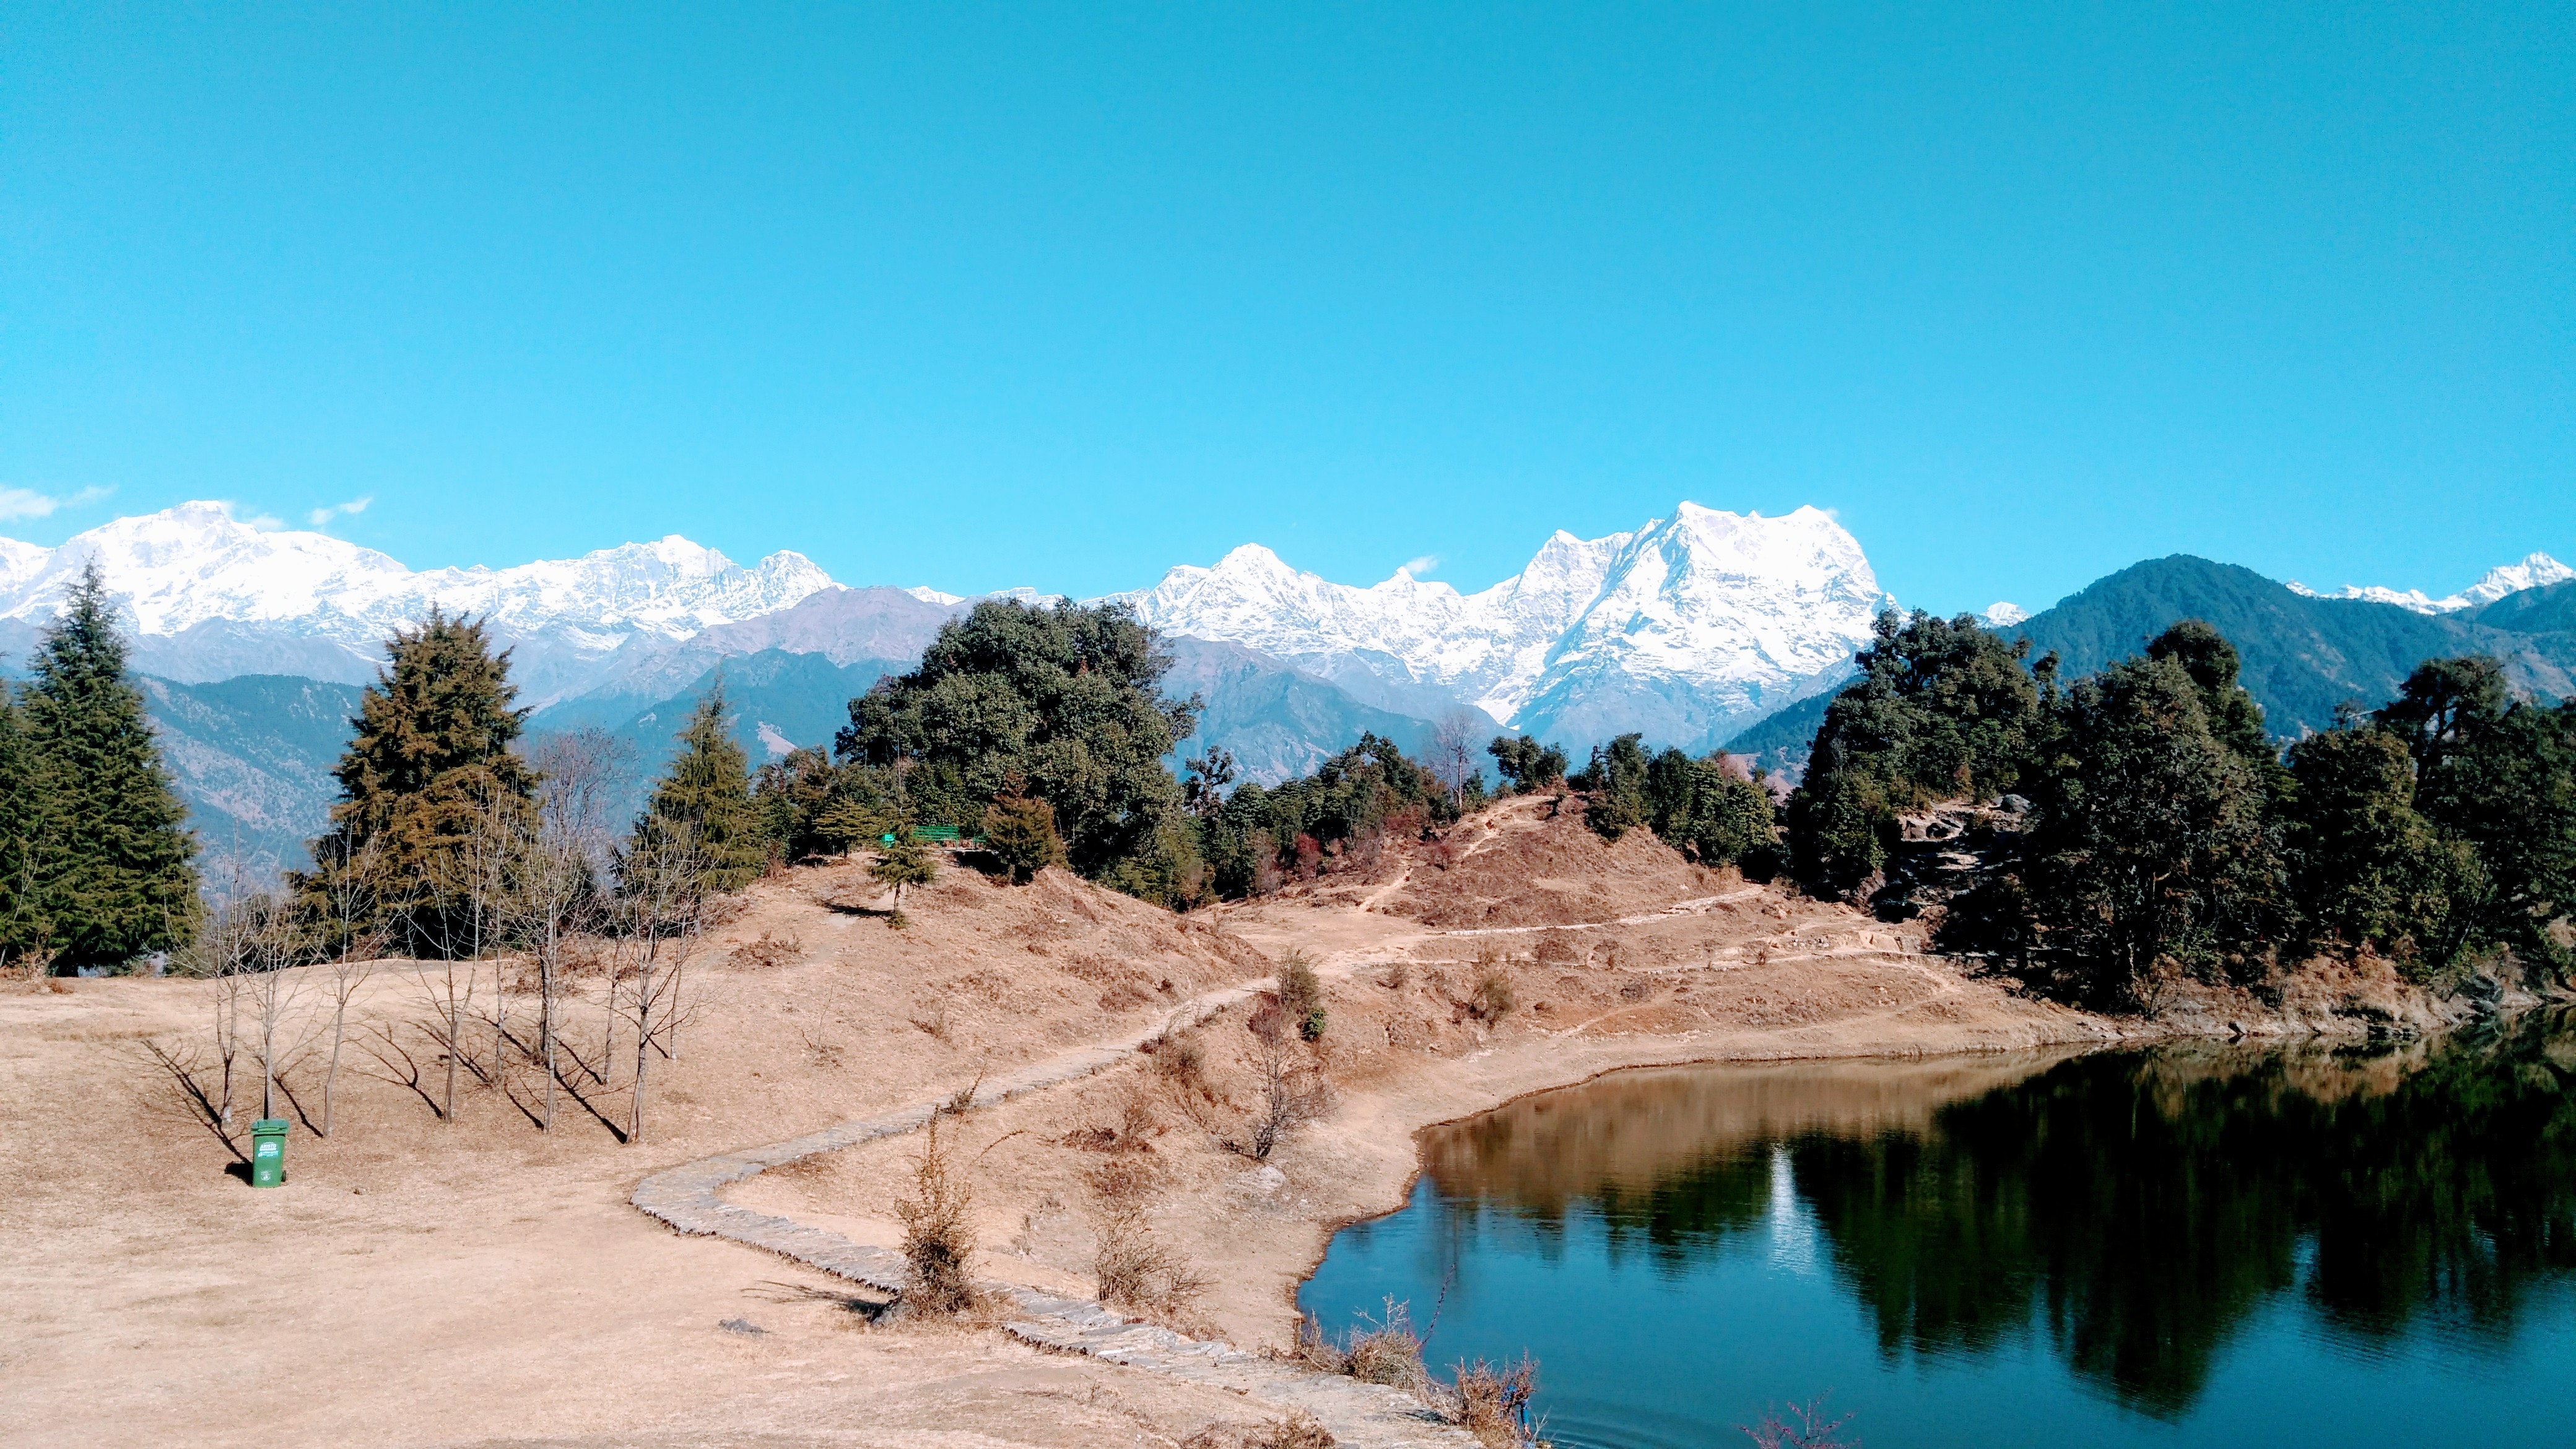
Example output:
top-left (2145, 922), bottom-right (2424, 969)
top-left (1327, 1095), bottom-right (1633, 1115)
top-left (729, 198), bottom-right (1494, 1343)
top-left (17, 565), bottom-right (2567, 1012)
top-left (1786, 609), bottom-right (2576, 1001)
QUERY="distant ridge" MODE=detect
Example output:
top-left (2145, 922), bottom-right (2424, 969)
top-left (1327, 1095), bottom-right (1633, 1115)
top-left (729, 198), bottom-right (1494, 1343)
top-left (2006, 555), bottom-right (2576, 738)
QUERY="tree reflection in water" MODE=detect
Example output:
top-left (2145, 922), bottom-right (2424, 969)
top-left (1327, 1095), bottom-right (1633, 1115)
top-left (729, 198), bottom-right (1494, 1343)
top-left (1414, 1014), bottom-right (2576, 1418)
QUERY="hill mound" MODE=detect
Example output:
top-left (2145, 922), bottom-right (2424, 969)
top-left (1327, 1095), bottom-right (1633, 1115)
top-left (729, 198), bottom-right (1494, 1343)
top-left (1383, 793), bottom-right (1730, 929)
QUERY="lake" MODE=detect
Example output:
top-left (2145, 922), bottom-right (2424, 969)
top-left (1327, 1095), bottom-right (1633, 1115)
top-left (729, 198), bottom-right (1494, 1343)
top-left (1298, 1017), bottom-right (2576, 1448)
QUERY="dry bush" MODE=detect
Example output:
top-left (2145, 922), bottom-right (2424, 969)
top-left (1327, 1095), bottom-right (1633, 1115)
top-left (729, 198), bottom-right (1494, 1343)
top-left (1277, 949), bottom-right (1326, 1040)
top-left (1467, 959), bottom-right (1515, 1024)
top-left (908, 999), bottom-right (951, 1041)
top-left (1533, 934), bottom-right (1578, 967)
top-left (1443, 1357), bottom-right (1544, 1448)
top-left (798, 980), bottom-right (851, 1069)
top-left (1099, 979), bottom-right (1155, 1012)
top-left (894, 1115), bottom-right (980, 1315)
top-left (1181, 1414), bottom-right (1336, 1449)
top-left (1618, 978), bottom-right (1652, 1002)
top-left (1143, 1028), bottom-right (1206, 1090)
top-left (1061, 1084), bottom-right (1161, 1152)
top-left (1377, 961), bottom-right (1411, 990)
top-left (1086, 1154), bottom-right (1209, 1324)
top-left (1296, 1298), bottom-right (1427, 1390)
top-left (727, 931), bottom-right (803, 970)
top-left (942, 1068), bottom-right (986, 1117)
top-left (1740, 1395), bottom-right (1855, 1449)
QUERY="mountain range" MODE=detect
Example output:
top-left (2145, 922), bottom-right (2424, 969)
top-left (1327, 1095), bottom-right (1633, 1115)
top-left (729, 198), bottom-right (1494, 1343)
top-left (1, 502), bottom-right (2567, 878)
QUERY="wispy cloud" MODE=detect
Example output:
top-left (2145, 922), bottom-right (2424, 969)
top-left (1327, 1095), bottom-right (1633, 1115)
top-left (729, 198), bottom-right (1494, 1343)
top-left (1401, 553), bottom-right (1441, 577)
top-left (217, 500), bottom-right (285, 531)
top-left (0, 484), bottom-right (113, 523)
top-left (307, 495), bottom-right (373, 528)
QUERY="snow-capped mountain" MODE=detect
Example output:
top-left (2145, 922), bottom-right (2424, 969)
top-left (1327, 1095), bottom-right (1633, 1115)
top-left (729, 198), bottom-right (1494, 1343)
top-left (2288, 552), bottom-right (2573, 614)
top-left (1118, 503), bottom-right (1892, 750)
top-left (0, 502), bottom-right (832, 700)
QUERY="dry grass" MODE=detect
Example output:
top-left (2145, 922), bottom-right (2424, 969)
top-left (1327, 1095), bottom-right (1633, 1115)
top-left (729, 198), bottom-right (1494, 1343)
top-left (1180, 1413), bottom-right (1337, 1449)
top-left (726, 931), bottom-right (804, 970)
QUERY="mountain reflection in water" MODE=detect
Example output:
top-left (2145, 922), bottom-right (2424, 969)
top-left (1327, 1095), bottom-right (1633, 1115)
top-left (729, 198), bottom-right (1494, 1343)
top-left (1303, 1016), bottom-right (2576, 1447)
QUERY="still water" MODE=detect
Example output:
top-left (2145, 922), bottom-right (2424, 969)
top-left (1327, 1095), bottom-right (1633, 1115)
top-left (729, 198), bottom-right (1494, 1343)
top-left (1299, 1019), bottom-right (2576, 1448)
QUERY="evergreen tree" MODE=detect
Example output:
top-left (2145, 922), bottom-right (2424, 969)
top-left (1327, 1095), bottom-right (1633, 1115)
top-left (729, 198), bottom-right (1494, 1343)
top-left (0, 677), bottom-right (51, 967)
top-left (2406, 681), bottom-right (2576, 982)
top-left (2009, 654), bottom-right (2286, 996)
top-left (298, 609), bottom-right (536, 954)
top-left (2145, 620), bottom-right (2290, 802)
top-left (869, 827), bottom-right (938, 912)
top-left (983, 788), bottom-right (1065, 884)
top-left (839, 599), bottom-right (1199, 881)
top-left (21, 563), bottom-right (198, 968)
top-left (625, 681), bottom-right (767, 895)
top-left (1487, 735), bottom-right (1569, 793)
top-left (2282, 715), bottom-right (2477, 972)
top-left (751, 745), bottom-right (900, 859)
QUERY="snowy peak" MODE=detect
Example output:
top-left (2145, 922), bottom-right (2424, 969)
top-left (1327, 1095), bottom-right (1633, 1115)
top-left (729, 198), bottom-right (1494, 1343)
top-left (0, 502), bottom-right (835, 648)
top-left (1121, 502), bottom-right (1893, 746)
top-left (2289, 552), bottom-right (2572, 614)
top-left (2460, 553), bottom-right (2575, 609)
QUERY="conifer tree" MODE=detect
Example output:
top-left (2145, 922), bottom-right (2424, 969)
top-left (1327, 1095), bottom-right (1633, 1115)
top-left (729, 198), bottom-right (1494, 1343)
top-left (299, 609), bottom-right (536, 954)
top-left (870, 827), bottom-right (938, 912)
top-left (625, 680), bottom-right (767, 895)
top-left (983, 788), bottom-right (1064, 884)
top-left (21, 562), bottom-right (198, 968)
top-left (0, 683), bottom-right (51, 969)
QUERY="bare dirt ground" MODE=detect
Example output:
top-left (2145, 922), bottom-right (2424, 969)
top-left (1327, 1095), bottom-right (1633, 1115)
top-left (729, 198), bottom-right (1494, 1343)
top-left (2, 796), bottom-right (2122, 1448)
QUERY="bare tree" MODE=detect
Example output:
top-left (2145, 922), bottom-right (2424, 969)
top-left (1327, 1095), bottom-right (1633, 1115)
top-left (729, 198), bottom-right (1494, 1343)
top-left (508, 813), bottom-right (599, 1131)
top-left (1222, 1001), bottom-right (1328, 1160)
top-left (1432, 709), bottom-right (1485, 809)
top-left (616, 832), bottom-right (705, 1145)
top-left (237, 891), bottom-right (307, 1123)
top-left (411, 785), bottom-right (518, 1117)
top-left (527, 727), bottom-right (637, 879)
top-left (313, 834), bottom-right (388, 1138)
top-left (179, 861), bottom-right (276, 1135)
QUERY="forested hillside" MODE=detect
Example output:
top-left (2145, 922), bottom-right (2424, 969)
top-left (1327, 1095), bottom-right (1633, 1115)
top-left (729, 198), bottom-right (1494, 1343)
top-left (2008, 557), bottom-right (2576, 736)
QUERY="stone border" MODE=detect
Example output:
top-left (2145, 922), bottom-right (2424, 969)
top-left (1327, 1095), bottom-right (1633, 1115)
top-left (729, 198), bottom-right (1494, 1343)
top-left (630, 980), bottom-right (1478, 1447)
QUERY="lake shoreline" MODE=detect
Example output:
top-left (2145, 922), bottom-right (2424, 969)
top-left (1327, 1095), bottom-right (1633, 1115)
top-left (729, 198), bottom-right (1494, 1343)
top-left (1264, 966), bottom-right (2526, 1351)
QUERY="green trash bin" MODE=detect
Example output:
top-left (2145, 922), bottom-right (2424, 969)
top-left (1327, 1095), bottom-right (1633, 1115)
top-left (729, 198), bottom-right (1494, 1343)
top-left (250, 1118), bottom-right (289, 1188)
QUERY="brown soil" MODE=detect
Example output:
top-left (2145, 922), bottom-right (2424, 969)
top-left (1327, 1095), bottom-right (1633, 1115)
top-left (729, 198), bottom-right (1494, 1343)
top-left (3, 803), bottom-right (2136, 1447)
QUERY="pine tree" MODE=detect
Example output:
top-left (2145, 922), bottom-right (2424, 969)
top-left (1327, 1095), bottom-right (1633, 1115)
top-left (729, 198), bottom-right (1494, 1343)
top-left (0, 684), bottom-right (50, 970)
top-left (983, 788), bottom-right (1064, 884)
top-left (870, 827), bottom-right (938, 912)
top-left (624, 680), bottom-right (767, 895)
top-left (22, 563), bottom-right (198, 969)
top-left (298, 609), bottom-right (536, 954)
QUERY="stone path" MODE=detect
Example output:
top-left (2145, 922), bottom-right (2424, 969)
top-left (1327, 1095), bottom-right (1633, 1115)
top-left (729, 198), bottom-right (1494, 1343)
top-left (630, 977), bottom-right (1479, 1447)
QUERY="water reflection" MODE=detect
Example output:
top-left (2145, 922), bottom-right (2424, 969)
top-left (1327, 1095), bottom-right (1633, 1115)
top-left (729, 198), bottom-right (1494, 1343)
top-left (1404, 1016), bottom-right (2576, 1419)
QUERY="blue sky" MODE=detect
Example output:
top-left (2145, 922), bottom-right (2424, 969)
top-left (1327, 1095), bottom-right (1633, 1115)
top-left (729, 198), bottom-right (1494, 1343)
top-left (4, 4), bottom-right (2567, 615)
